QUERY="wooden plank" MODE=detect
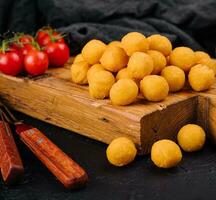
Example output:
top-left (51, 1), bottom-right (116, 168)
top-left (0, 65), bottom-right (216, 154)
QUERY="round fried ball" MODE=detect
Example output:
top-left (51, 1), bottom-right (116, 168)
top-left (169, 47), bottom-right (196, 72)
top-left (151, 139), bottom-right (182, 168)
top-left (108, 41), bottom-right (122, 48)
top-left (177, 124), bottom-right (206, 152)
top-left (197, 58), bottom-right (216, 75)
top-left (71, 61), bottom-right (90, 84)
top-left (81, 39), bottom-right (106, 65)
top-left (87, 64), bottom-right (104, 82)
top-left (116, 68), bottom-right (132, 80)
top-left (100, 46), bottom-right (128, 72)
top-left (188, 64), bottom-right (215, 91)
top-left (147, 50), bottom-right (167, 74)
top-left (106, 137), bottom-right (137, 167)
top-left (73, 54), bottom-right (84, 63)
top-left (161, 65), bottom-right (185, 92)
top-left (147, 34), bottom-right (172, 56)
top-left (127, 52), bottom-right (154, 80)
top-left (195, 51), bottom-right (210, 63)
top-left (140, 75), bottom-right (169, 101)
top-left (89, 70), bottom-right (115, 99)
top-left (121, 32), bottom-right (149, 56)
top-left (110, 79), bottom-right (138, 106)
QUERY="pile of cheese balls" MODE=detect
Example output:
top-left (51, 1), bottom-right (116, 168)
top-left (106, 124), bottom-right (206, 168)
top-left (71, 32), bottom-right (216, 105)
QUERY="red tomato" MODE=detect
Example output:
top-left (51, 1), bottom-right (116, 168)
top-left (36, 31), bottom-right (65, 47)
top-left (45, 42), bottom-right (70, 67)
top-left (0, 51), bottom-right (23, 76)
top-left (19, 35), bottom-right (34, 44)
top-left (24, 50), bottom-right (49, 75)
top-left (20, 44), bottom-right (37, 56)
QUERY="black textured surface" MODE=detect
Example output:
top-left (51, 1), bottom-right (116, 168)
top-left (1, 0), bottom-right (216, 56)
top-left (1, 112), bottom-right (216, 200)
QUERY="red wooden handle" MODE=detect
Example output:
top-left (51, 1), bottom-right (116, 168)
top-left (19, 127), bottom-right (88, 189)
top-left (0, 121), bottom-right (24, 185)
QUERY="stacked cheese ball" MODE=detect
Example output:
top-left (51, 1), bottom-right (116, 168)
top-left (71, 32), bottom-right (216, 106)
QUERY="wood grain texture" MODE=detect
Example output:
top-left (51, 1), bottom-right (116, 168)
top-left (0, 64), bottom-right (215, 154)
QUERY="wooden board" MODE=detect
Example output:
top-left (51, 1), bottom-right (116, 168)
top-left (0, 62), bottom-right (216, 154)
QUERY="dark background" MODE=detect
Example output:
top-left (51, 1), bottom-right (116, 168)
top-left (1, 0), bottom-right (216, 199)
top-left (1, 0), bottom-right (216, 56)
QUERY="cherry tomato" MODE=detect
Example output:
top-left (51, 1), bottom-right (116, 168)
top-left (36, 30), bottom-right (65, 47)
top-left (19, 35), bottom-right (34, 44)
top-left (20, 44), bottom-right (37, 56)
top-left (45, 42), bottom-right (70, 67)
top-left (24, 50), bottom-right (49, 75)
top-left (0, 51), bottom-right (23, 76)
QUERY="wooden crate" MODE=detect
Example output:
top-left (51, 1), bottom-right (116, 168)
top-left (0, 64), bottom-right (215, 154)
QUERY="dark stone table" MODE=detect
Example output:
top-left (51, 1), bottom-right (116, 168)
top-left (1, 112), bottom-right (216, 200)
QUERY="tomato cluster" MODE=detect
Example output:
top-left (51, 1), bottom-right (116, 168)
top-left (0, 27), bottom-right (70, 76)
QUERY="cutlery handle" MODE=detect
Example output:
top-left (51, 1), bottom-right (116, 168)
top-left (0, 121), bottom-right (24, 185)
top-left (18, 127), bottom-right (88, 189)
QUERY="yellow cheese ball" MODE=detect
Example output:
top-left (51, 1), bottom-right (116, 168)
top-left (81, 39), bottom-right (106, 65)
top-left (87, 64), bottom-right (104, 82)
top-left (188, 64), bottom-right (215, 91)
top-left (169, 47), bottom-right (196, 72)
top-left (177, 124), bottom-right (206, 152)
top-left (89, 70), bottom-right (115, 99)
top-left (127, 52), bottom-right (154, 80)
top-left (161, 65), bottom-right (185, 92)
top-left (197, 58), bottom-right (216, 75)
top-left (100, 46), bottom-right (128, 72)
top-left (147, 34), bottom-right (172, 56)
top-left (147, 50), bottom-right (167, 74)
top-left (121, 32), bottom-right (149, 56)
top-left (71, 61), bottom-right (90, 84)
top-left (110, 79), bottom-right (138, 106)
top-left (106, 137), bottom-right (137, 167)
top-left (73, 53), bottom-right (84, 63)
top-left (140, 75), bottom-right (169, 101)
top-left (108, 41), bottom-right (122, 48)
top-left (116, 68), bottom-right (132, 80)
top-left (151, 139), bottom-right (182, 168)
top-left (195, 51), bottom-right (210, 63)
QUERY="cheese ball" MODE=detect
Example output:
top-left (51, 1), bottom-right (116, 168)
top-left (87, 64), bottom-right (104, 82)
top-left (121, 32), bottom-right (149, 56)
top-left (195, 51), bottom-right (210, 63)
top-left (127, 52), bottom-right (154, 80)
top-left (100, 46), bottom-right (128, 72)
top-left (71, 61), bottom-right (90, 84)
top-left (116, 68), bottom-right (132, 80)
top-left (161, 65), bottom-right (185, 92)
top-left (151, 139), bottom-right (182, 168)
top-left (197, 58), bottom-right (216, 75)
top-left (106, 137), bottom-right (137, 167)
top-left (108, 41), bottom-right (122, 48)
top-left (169, 47), bottom-right (196, 72)
top-left (177, 124), bottom-right (206, 152)
top-left (81, 39), bottom-right (106, 65)
top-left (140, 75), bottom-right (169, 101)
top-left (188, 64), bottom-right (215, 91)
top-left (73, 53), bottom-right (84, 63)
top-left (89, 70), bottom-right (115, 99)
top-left (147, 50), bottom-right (167, 74)
top-left (147, 34), bottom-right (172, 56)
top-left (110, 79), bottom-right (138, 106)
